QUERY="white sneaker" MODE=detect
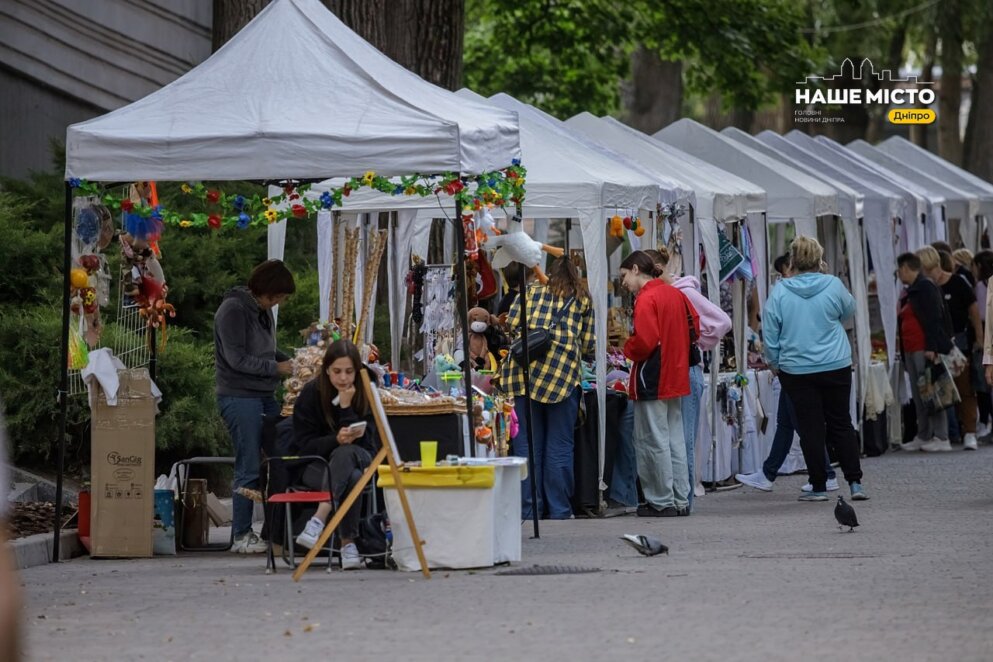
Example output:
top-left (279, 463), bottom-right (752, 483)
top-left (295, 517), bottom-right (324, 550)
top-left (976, 422), bottom-right (991, 438)
top-left (231, 531), bottom-right (267, 554)
top-left (901, 437), bottom-right (928, 452)
top-left (921, 438), bottom-right (953, 452)
top-left (963, 433), bottom-right (978, 451)
top-left (802, 478), bottom-right (839, 492)
top-left (694, 482), bottom-right (705, 498)
top-left (735, 471), bottom-right (773, 492)
top-left (341, 542), bottom-right (363, 570)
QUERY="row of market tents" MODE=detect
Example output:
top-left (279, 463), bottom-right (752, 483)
top-left (60, 0), bottom-right (993, 536)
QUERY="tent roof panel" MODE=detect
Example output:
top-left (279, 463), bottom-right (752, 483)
top-left (654, 119), bottom-right (836, 223)
top-left (65, 0), bottom-right (520, 181)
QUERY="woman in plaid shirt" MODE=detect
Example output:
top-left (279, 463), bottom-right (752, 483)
top-left (501, 256), bottom-right (595, 519)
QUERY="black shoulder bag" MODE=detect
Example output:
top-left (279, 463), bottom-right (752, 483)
top-left (511, 296), bottom-right (575, 365)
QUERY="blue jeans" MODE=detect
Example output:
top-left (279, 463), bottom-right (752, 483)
top-left (679, 365), bottom-right (704, 509)
top-left (762, 388), bottom-right (835, 483)
top-left (608, 400), bottom-right (639, 507)
top-left (512, 387), bottom-right (581, 519)
top-left (218, 395), bottom-right (280, 537)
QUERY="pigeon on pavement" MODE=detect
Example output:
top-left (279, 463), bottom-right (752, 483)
top-left (834, 495), bottom-right (859, 532)
top-left (620, 534), bottom-right (669, 556)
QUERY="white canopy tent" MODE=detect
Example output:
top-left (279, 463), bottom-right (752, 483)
top-left (876, 136), bottom-right (993, 248)
top-left (720, 128), bottom-right (871, 412)
top-left (809, 134), bottom-right (930, 253)
top-left (848, 140), bottom-right (980, 250)
top-left (296, 89), bottom-right (664, 497)
top-left (655, 119), bottom-right (836, 238)
top-left (65, 0), bottom-right (520, 181)
top-left (763, 130), bottom-right (903, 368)
top-left (565, 113), bottom-right (770, 307)
top-left (59, 0), bottom-right (525, 557)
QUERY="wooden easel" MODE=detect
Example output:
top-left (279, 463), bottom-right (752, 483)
top-left (292, 370), bottom-right (431, 580)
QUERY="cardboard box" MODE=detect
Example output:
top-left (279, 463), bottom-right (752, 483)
top-left (90, 368), bottom-right (156, 558)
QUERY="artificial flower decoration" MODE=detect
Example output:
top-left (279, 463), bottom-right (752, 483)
top-left (69, 162), bottom-right (527, 230)
top-left (237, 212), bottom-right (251, 229)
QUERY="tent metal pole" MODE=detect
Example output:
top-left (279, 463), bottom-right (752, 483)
top-left (515, 219), bottom-right (540, 538)
top-left (53, 182), bottom-right (73, 563)
top-left (453, 198), bottom-right (475, 457)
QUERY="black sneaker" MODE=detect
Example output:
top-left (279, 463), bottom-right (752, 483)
top-left (659, 507), bottom-right (679, 517)
top-left (636, 504), bottom-right (665, 517)
top-left (677, 507), bottom-right (690, 517)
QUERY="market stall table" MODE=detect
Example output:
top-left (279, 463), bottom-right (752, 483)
top-left (377, 457), bottom-right (527, 571)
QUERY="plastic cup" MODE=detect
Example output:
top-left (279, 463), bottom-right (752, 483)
top-left (420, 441), bottom-right (438, 468)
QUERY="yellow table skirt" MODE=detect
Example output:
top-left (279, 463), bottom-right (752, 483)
top-left (377, 464), bottom-right (495, 489)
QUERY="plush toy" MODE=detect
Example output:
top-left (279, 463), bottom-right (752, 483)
top-left (609, 215), bottom-right (624, 238)
top-left (472, 401), bottom-right (494, 447)
top-left (467, 307), bottom-right (497, 369)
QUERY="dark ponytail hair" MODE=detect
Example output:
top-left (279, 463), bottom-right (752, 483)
top-left (620, 250), bottom-right (657, 277)
top-left (642, 248), bottom-right (670, 277)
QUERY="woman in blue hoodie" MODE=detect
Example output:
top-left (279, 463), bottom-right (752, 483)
top-left (763, 237), bottom-right (867, 502)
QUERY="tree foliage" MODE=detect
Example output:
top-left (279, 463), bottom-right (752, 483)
top-left (464, 0), bottom-right (816, 118)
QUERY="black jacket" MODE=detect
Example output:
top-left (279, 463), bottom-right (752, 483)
top-left (290, 378), bottom-right (378, 459)
top-left (213, 287), bottom-right (290, 396)
top-left (903, 274), bottom-right (953, 355)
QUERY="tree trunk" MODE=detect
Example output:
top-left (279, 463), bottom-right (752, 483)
top-left (938, 2), bottom-right (964, 165)
top-left (212, 0), bottom-right (270, 52)
top-left (620, 47), bottom-right (682, 133)
top-left (869, 21), bottom-right (908, 143)
top-left (965, 21), bottom-right (993, 180)
top-left (911, 29), bottom-right (938, 148)
top-left (323, 0), bottom-right (464, 90)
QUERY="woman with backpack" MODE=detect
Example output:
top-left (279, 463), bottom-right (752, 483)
top-left (621, 251), bottom-right (700, 517)
top-left (501, 255), bottom-right (594, 520)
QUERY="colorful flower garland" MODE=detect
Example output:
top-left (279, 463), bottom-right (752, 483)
top-left (68, 161), bottom-right (526, 231)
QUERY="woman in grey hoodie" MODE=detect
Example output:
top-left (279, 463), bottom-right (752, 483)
top-left (214, 260), bottom-right (295, 554)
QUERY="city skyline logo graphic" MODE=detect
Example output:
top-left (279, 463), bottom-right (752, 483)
top-left (794, 57), bottom-right (936, 124)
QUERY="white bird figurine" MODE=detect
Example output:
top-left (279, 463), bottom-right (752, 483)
top-left (479, 210), bottom-right (563, 282)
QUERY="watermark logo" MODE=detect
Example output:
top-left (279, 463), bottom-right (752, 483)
top-left (794, 58), bottom-right (936, 124)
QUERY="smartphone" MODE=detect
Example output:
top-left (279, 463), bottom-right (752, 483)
top-left (347, 421), bottom-right (367, 434)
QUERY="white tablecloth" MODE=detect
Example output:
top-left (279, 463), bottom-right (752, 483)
top-left (382, 458), bottom-right (526, 571)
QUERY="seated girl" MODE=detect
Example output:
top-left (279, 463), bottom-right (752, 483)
top-left (290, 339), bottom-right (378, 569)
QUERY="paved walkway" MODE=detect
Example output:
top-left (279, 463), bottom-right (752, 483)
top-left (18, 446), bottom-right (993, 661)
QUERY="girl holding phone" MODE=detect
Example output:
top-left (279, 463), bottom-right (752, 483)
top-left (290, 340), bottom-right (377, 568)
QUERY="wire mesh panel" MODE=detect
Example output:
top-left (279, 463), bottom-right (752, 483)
top-left (67, 203), bottom-right (152, 397)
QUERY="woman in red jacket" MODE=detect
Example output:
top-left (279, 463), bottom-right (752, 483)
top-left (620, 251), bottom-right (700, 517)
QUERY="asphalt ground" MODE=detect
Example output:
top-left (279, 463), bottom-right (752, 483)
top-left (18, 444), bottom-right (993, 661)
